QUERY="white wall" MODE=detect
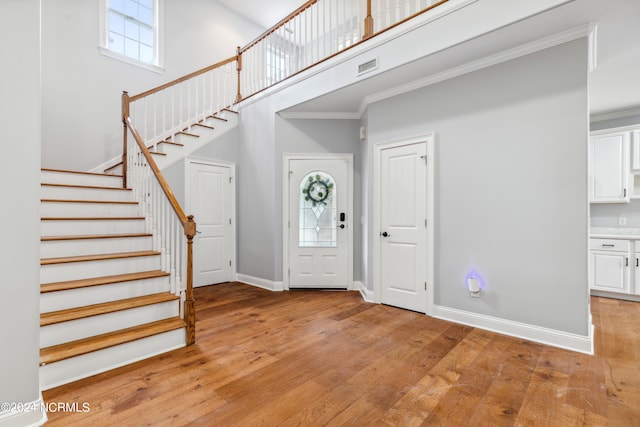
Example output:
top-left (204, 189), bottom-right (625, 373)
top-left (365, 39), bottom-right (590, 336)
top-left (0, 0), bottom-right (44, 425)
top-left (41, 0), bottom-right (264, 171)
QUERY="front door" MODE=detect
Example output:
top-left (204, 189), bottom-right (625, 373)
top-left (287, 158), bottom-right (350, 289)
top-left (379, 141), bottom-right (428, 312)
top-left (189, 161), bottom-right (233, 287)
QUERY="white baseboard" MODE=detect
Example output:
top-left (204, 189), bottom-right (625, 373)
top-left (236, 274), bottom-right (284, 292)
top-left (0, 393), bottom-right (47, 427)
top-left (355, 281), bottom-right (375, 303)
top-left (433, 305), bottom-right (594, 355)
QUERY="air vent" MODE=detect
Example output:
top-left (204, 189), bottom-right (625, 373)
top-left (358, 58), bottom-right (378, 76)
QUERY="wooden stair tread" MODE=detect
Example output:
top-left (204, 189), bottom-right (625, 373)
top-left (41, 292), bottom-right (179, 326)
top-left (41, 216), bottom-right (144, 221)
top-left (41, 270), bottom-right (170, 293)
top-left (41, 250), bottom-right (161, 265)
top-left (42, 233), bottom-right (152, 242)
top-left (222, 107), bottom-right (238, 114)
top-left (40, 317), bottom-right (185, 365)
top-left (104, 162), bottom-right (123, 173)
top-left (150, 151), bottom-right (167, 156)
top-left (177, 131), bottom-right (199, 137)
top-left (41, 198), bottom-right (138, 205)
top-left (41, 183), bottom-right (130, 191)
top-left (158, 140), bottom-right (184, 147)
top-left (192, 123), bottom-right (215, 130)
top-left (41, 168), bottom-right (123, 178)
top-left (208, 115), bottom-right (228, 122)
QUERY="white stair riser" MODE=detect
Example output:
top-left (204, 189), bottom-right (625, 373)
top-left (41, 201), bottom-right (141, 217)
top-left (41, 219), bottom-right (147, 235)
top-left (41, 171), bottom-right (123, 187)
top-left (40, 328), bottom-right (185, 390)
top-left (157, 143), bottom-right (184, 157)
top-left (40, 276), bottom-right (172, 312)
top-left (41, 185), bottom-right (134, 202)
top-left (40, 236), bottom-right (153, 258)
top-left (40, 300), bottom-right (179, 348)
top-left (41, 255), bottom-right (162, 283)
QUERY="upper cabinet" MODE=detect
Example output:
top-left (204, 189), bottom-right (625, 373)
top-left (633, 130), bottom-right (640, 171)
top-left (590, 131), bottom-right (629, 203)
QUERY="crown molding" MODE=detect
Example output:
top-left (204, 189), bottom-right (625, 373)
top-left (591, 107), bottom-right (640, 123)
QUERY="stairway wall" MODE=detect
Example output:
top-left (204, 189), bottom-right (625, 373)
top-left (40, 0), bottom-right (264, 171)
top-left (0, 0), bottom-right (43, 424)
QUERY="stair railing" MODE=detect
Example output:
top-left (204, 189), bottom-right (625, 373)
top-left (122, 107), bottom-right (196, 345)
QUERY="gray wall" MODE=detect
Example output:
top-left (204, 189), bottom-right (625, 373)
top-left (0, 0), bottom-right (42, 416)
top-left (41, 0), bottom-right (263, 171)
top-left (365, 39), bottom-right (590, 335)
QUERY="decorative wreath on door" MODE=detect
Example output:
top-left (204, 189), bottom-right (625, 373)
top-left (302, 174), bottom-right (334, 207)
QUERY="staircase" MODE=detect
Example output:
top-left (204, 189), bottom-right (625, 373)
top-left (39, 168), bottom-right (186, 390)
top-left (100, 108), bottom-right (239, 175)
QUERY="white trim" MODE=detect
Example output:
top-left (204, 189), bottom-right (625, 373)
top-left (0, 393), bottom-right (47, 427)
top-left (356, 281), bottom-right (375, 303)
top-left (282, 153), bottom-right (354, 291)
top-left (237, 273), bottom-right (284, 292)
top-left (372, 135), bottom-right (435, 315)
top-left (591, 107), bottom-right (640, 123)
top-left (591, 289), bottom-right (640, 303)
top-left (278, 112), bottom-right (361, 120)
top-left (433, 305), bottom-right (594, 355)
top-left (358, 24), bottom-right (597, 117)
top-left (98, 47), bottom-right (165, 74)
top-left (185, 157), bottom-right (237, 285)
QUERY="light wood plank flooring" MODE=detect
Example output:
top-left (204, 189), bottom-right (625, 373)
top-left (43, 282), bottom-right (640, 426)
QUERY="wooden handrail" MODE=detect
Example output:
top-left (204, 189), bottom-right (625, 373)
top-left (129, 56), bottom-right (237, 102)
top-left (238, 0), bottom-right (318, 54)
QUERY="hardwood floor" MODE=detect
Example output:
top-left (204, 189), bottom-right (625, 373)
top-left (43, 282), bottom-right (640, 426)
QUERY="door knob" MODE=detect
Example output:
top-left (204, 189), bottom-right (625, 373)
top-left (380, 231), bottom-right (390, 237)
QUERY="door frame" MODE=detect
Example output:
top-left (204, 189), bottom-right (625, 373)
top-left (373, 135), bottom-right (435, 315)
top-left (184, 156), bottom-right (237, 283)
top-left (283, 153), bottom-right (354, 291)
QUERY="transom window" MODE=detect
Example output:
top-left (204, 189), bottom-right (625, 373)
top-left (102, 0), bottom-right (161, 68)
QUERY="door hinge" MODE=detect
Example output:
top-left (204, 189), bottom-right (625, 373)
top-left (229, 260), bottom-right (232, 266)
top-left (425, 282), bottom-right (427, 290)
top-left (288, 268), bottom-right (290, 277)
top-left (229, 176), bottom-right (233, 183)
top-left (624, 188), bottom-right (627, 198)
top-left (289, 170), bottom-right (293, 179)
top-left (229, 218), bottom-right (232, 225)
top-left (288, 220), bottom-right (290, 229)
top-left (425, 219), bottom-right (427, 228)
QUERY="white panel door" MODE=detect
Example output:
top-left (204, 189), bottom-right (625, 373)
top-left (380, 141), bottom-right (427, 312)
top-left (190, 162), bottom-right (232, 287)
top-left (288, 159), bottom-right (349, 288)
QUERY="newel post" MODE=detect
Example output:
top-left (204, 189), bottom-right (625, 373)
top-left (121, 91), bottom-right (130, 189)
top-left (184, 215), bottom-right (197, 345)
top-left (364, 0), bottom-right (374, 39)
top-left (235, 46), bottom-right (243, 103)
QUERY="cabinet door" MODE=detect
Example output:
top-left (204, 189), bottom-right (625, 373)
top-left (590, 132), bottom-right (629, 203)
top-left (633, 130), bottom-right (640, 171)
top-left (590, 251), bottom-right (629, 293)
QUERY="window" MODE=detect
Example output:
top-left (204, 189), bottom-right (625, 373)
top-left (299, 171), bottom-right (337, 247)
top-left (100, 0), bottom-right (162, 71)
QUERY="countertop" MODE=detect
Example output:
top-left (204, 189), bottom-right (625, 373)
top-left (591, 227), bottom-right (640, 239)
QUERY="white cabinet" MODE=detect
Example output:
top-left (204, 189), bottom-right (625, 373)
top-left (633, 130), bottom-right (640, 171)
top-left (589, 238), bottom-right (630, 293)
top-left (589, 131), bottom-right (629, 203)
top-left (635, 242), bottom-right (640, 295)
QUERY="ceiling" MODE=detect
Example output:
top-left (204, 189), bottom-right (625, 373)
top-left (219, 0), bottom-right (640, 118)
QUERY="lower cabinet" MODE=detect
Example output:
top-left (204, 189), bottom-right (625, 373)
top-left (590, 251), bottom-right (629, 293)
top-left (589, 238), bottom-right (640, 295)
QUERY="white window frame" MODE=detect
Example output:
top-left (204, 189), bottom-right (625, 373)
top-left (98, 0), bottom-right (164, 73)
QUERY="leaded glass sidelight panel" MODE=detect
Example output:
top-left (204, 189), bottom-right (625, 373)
top-left (299, 171), bottom-right (337, 247)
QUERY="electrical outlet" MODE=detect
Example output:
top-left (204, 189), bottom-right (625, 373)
top-left (619, 216), bottom-right (627, 226)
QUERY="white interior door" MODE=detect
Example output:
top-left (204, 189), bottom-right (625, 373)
top-left (380, 141), bottom-right (428, 312)
top-left (189, 161), bottom-right (233, 287)
top-left (288, 158), bottom-right (350, 288)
